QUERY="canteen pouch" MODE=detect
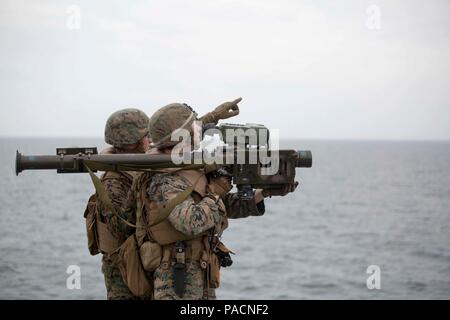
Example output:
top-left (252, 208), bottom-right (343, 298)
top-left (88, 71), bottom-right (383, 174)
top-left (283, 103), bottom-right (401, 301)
top-left (139, 241), bottom-right (162, 272)
top-left (113, 235), bottom-right (153, 297)
top-left (84, 194), bottom-right (100, 256)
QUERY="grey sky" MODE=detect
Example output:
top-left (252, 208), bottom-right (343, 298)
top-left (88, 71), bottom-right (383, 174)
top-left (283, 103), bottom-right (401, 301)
top-left (0, 0), bottom-right (449, 140)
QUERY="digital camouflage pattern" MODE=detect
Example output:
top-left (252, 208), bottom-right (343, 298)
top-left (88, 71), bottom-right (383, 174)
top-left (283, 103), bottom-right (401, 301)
top-left (153, 261), bottom-right (207, 300)
top-left (144, 171), bottom-right (264, 300)
top-left (148, 98), bottom-right (243, 147)
top-left (99, 171), bottom-right (136, 241)
top-left (223, 192), bottom-right (265, 219)
top-left (147, 173), bottom-right (227, 236)
top-left (148, 103), bottom-right (198, 148)
top-left (104, 108), bottom-right (149, 147)
top-left (94, 146), bottom-right (139, 300)
top-left (102, 258), bottom-right (139, 300)
top-left (98, 169), bottom-right (137, 300)
top-left (146, 171), bottom-right (225, 300)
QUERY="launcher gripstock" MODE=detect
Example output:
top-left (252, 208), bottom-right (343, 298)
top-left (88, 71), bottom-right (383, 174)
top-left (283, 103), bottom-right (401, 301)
top-left (202, 122), bottom-right (312, 198)
top-left (15, 124), bottom-right (312, 200)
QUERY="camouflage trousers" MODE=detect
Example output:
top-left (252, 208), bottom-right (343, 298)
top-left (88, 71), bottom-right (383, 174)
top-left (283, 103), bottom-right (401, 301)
top-left (153, 261), bottom-right (216, 300)
top-left (102, 255), bottom-right (139, 300)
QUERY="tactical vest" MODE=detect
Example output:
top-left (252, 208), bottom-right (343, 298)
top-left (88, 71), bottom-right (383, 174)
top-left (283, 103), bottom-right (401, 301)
top-left (135, 169), bottom-right (212, 244)
top-left (84, 170), bottom-right (135, 255)
top-left (84, 147), bottom-right (137, 255)
top-left (134, 169), bottom-right (230, 291)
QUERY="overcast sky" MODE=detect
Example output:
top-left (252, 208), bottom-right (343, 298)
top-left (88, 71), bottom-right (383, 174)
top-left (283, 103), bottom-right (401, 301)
top-left (0, 0), bottom-right (449, 140)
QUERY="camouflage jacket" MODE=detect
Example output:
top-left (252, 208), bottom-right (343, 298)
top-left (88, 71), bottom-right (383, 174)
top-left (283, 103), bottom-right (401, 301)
top-left (97, 170), bottom-right (137, 241)
top-left (145, 172), bottom-right (265, 236)
top-left (223, 192), bottom-right (265, 219)
top-left (96, 148), bottom-right (137, 242)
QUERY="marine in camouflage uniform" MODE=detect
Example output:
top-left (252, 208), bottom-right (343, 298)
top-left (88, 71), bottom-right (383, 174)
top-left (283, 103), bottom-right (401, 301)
top-left (100, 166), bottom-right (138, 300)
top-left (94, 108), bottom-right (150, 300)
top-left (146, 170), bottom-right (265, 300)
top-left (91, 100), bottom-right (246, 300)
top-left (133, 101), bottom-right (269, 300)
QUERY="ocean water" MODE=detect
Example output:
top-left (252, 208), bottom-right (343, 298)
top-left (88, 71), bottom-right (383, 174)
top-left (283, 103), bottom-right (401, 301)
top-left (0, 137), bottom-right (449, 299)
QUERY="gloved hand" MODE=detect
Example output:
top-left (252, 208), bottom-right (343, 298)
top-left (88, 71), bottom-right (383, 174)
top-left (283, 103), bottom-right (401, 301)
top-left (262, 181), bottom-right (299, 198)
top-left (201, 97), bottom-right (242, 124)
top-left (206, 176), bottom-right (233, 199)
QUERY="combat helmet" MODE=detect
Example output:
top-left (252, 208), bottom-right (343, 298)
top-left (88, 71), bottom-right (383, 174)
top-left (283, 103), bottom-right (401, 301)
top-left (104, 108), bottom-right (149, 147)
top-left (149, 103), bottom-right (198, 148)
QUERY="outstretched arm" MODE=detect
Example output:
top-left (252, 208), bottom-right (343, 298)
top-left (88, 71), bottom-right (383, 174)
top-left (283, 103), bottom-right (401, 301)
top-left (199, 97), bottom-right (242, 124)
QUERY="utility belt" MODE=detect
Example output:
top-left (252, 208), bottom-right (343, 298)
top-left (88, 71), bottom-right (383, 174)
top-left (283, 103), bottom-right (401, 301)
top-left (163, 238), bottom-right (207, 268)
top-left (139, 235), bottom-right (232, 298)
top-left (140, 238), bottom-right (206, 270)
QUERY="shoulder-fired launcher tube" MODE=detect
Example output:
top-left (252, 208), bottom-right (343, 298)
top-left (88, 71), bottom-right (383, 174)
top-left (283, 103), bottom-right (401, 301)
top-left (15, 150), bottom-right (184, 175)
top-left (15, 148), bottom-right (312, 175)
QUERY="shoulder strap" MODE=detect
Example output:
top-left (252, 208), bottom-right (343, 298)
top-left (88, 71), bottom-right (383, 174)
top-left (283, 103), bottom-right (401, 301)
top-left (85, 164), bottom-right (137, 229)
top-left (148, 186), bottom-right (195, 227)
top-left (140, 172), bottom-right (204, 227)
top-left (85, 164), bottom-right (204, 230)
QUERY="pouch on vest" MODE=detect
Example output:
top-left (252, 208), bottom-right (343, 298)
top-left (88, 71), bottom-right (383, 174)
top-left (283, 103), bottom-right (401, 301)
top-left (139, 241), bottom-right (162, 272)
top-left (209, 252), bottom-right (221, 289)
top-left (84, 194), bottom-right (100, 256)
top-left (113, 235), bottom-right (153, 297)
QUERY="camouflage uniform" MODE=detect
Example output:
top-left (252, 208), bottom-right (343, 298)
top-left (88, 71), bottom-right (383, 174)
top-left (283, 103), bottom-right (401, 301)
top-left (98, 164), bottom-right (137, 300)
top-left (88, 108), bottom-right (149, 300)
top-left (135, 171), bottom-right (217, 300)
top-left (144, 171), bottom-right (264, 300)
top-left (223, 193), bottom-right (265, 219)
top-left (139, 102), bottom-right (264, 300)
top-left (153, 258), bottom-right (208, 300)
